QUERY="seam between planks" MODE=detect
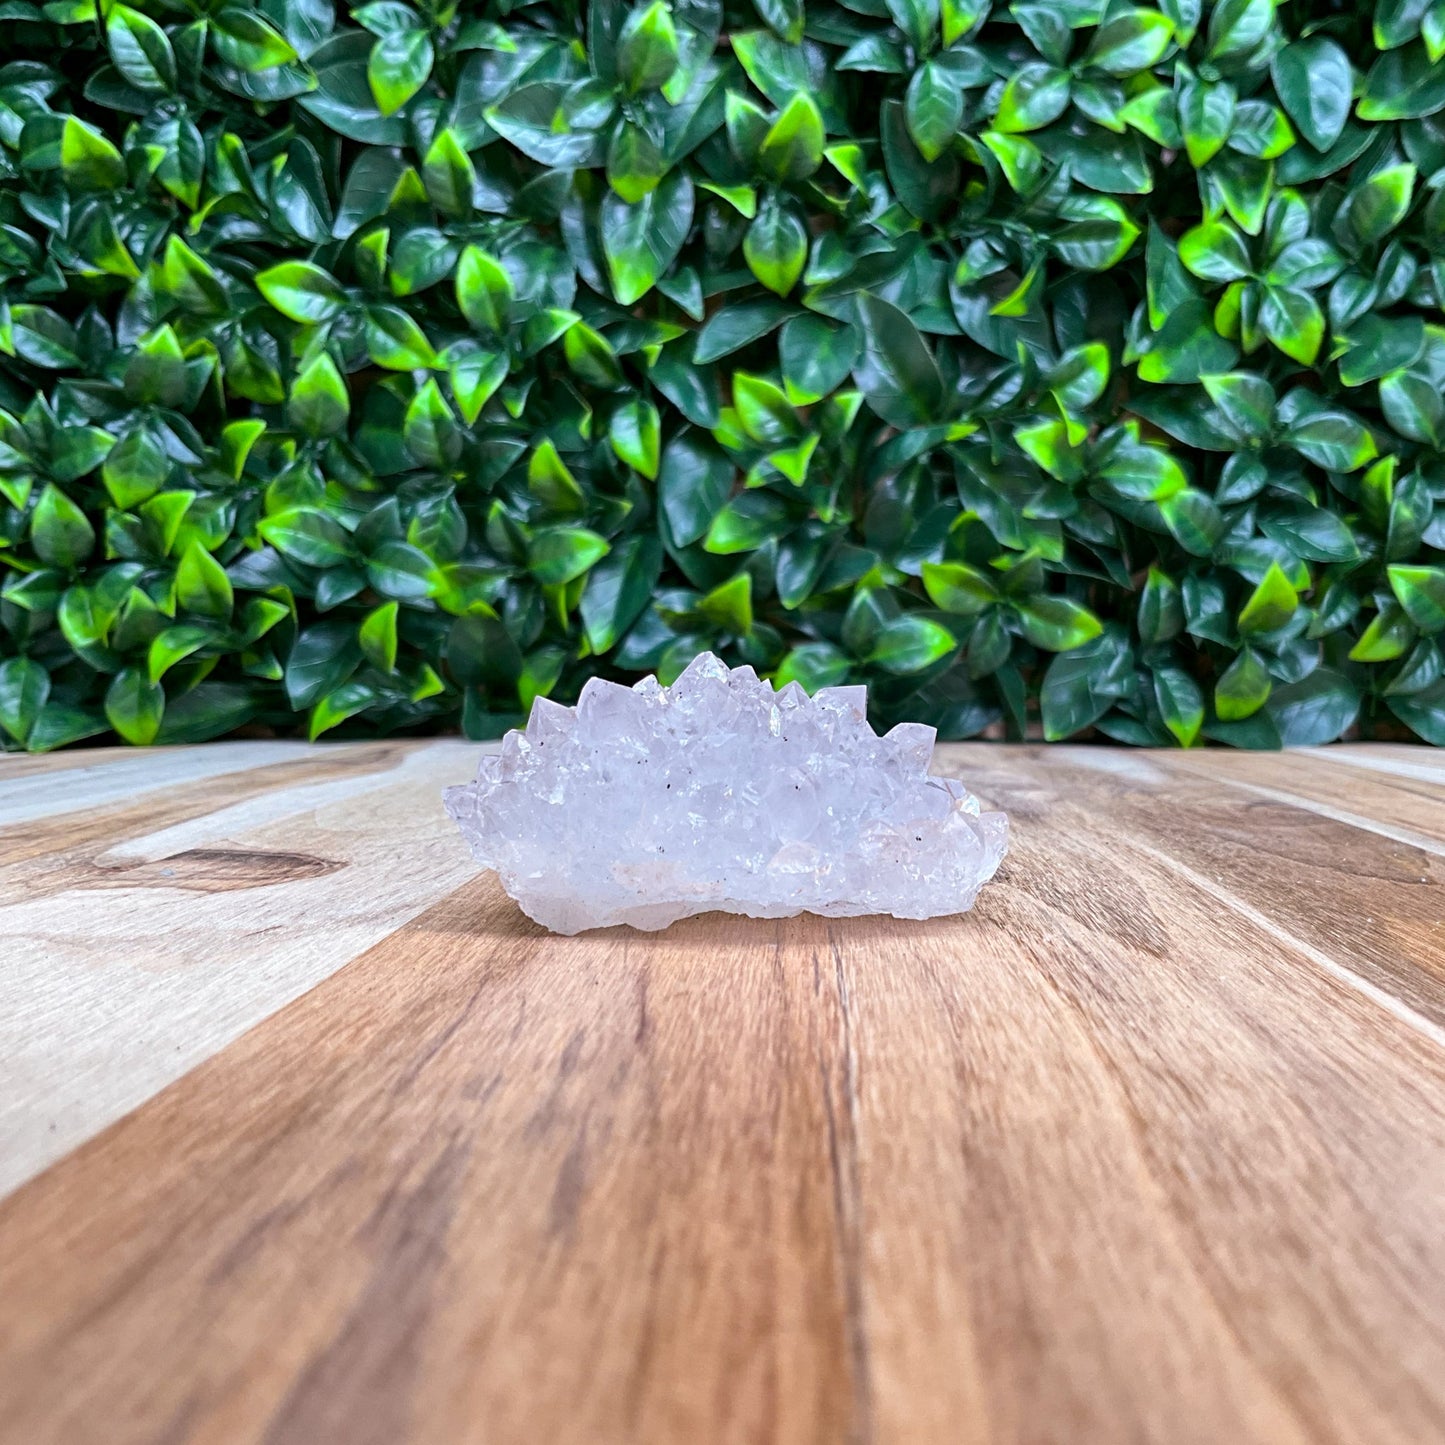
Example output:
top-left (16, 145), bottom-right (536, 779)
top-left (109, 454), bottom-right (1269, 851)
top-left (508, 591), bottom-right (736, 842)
top-left (1305, 749), bottom-right (1445, 788)
top-left (1164, 760), bottom-right (1445, 860)
top-left (1010, 924), bottom-right (1321, 1442)
top-left (1129, 839), bottom-right (1445, 1054)
top-left (824, 927), bottom-right (875, 1445)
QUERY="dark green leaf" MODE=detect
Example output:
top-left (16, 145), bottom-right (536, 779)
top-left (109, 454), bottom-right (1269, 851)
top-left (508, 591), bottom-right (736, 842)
top-left (1265, 668), bottom-right (1360, 745)
top-left (852, 292), bottom-right (944, 427)
top-left (1270, 39), bottom-right (1350, 152)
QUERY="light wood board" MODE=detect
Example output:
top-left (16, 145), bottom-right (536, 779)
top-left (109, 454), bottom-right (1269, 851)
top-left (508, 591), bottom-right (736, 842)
top-left (1, 740), bottom-right (1442, 1445)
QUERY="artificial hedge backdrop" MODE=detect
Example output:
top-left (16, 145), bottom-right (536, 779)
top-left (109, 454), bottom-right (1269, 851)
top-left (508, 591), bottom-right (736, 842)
top-left (2, 0), bottom-right (1445, 750)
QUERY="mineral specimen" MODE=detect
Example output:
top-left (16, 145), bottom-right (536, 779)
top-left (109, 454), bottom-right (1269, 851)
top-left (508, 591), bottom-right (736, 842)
top-left (444, 653), bottom-right (1009, 934)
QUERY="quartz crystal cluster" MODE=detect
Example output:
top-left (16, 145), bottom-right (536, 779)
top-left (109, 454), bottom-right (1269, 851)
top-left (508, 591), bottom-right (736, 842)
top-left (444, 653), bottom-right (1009, 934)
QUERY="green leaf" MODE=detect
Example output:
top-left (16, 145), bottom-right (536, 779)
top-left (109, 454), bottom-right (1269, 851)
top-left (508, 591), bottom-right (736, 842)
top-left (104, 666), bottom-right (164, 745)
top-left (1051, 196), bottom-right (1141, 271)
top-left (581, 534), bottom-right (663, 652)
top-left (451, 350), bottom-right (509, 424)
top-left (886, 0), bottom-right (939, 50)
top-left (1084, 9), bottom-right (1174, 76)
top-left (1337, 315), bottom-right (1424, 388)
top-left (616, 1), bottom-right (679, 94)
top-left (1270, 39), bottom-right (1351, 152)
top-left (780, 316), bottom-right (860, 405)
top-left (528, 440), bottom-right (587, 515)
top-left (1016, 596), bottom-right (1104, 651)
top-left (1097, 435), bottom-right (1189, 499)
top-left (528, 526), bottom-right (611, 585)
top-left (30, 484), bottom-right (95, 567)
top-left (1380, 369), bottom-right (1444, 447)
top-left (60, 117), bottom-right (126, 191)
top-left (1259, 286), bottom-right (1324, 366)
top-left (603, 170), bottom-right (694, 306)
top-left (1205, 0), bottom-right (1273, 62)
top-left (609, 398), bottom-right (662, 479)
top-left (852, 292), bottom-right (944, 427)
top-left (1265, 668), bottom-right (1359, 745)
top-left (309, 680), bottom-right (379, 741)
top-left (1153, 665), bottom-right (1204, 746)
top-left (107, 4), bottom-right (177, 92)
top-left (699, 572), bottom-right (754, 634)
top-left (1138, 567), bottom-right (1184, 645)
top-left (661, 433), bottom-right (734, 546)
top-left (922, 561), bottom-right (998, 616)
top-left (258, 507), bottom-right (355, 566)
top-left (1359, 43), bottom-right (1445, 121)
top-left (1040, 631), bottom-right (1133, 739)
top-left (733, 372), bottom-right (797, 446)
top-left (1375, 0), bottom-right (1433, 49)
top-left (1179, 75), bottom-right (1236, 168)
top-left (1283, 409), bottom-right (1377, 471)
top-left (1259, 505), bottom-right (1360, 562)
top-left (257, 261), bottom-right (348, 324)
top-left (881, 97), bottom-right (960, 220)
top-left (367, 540), bottom-right (436, 600)
top-left (459, 251), bottom-right (517, 338)
top-left (607, 122), bottom-right (667, 203)
top-left (994, 63), bottom-right (1071, 133)
top-left (1201, 372), bottom-right (1274, 441)
top-left (1237, 563), bottom-right (1298, 634)
top-left (1335, 164), bottom-right (1416, 250)
top-left (1349, 603), bottom-right (1415, 662)
top-left (1214, 647), bottom-right (1271, 720)
top-left (694, 298), bottom-right (791, 365)
top-left (1388, 565), bottom-right (1445, 633)
top-left (368, 28), bottom-right (433, 116)
top-left (0, 657), bottom-right (49, 744)
top-left (365, 304), bottom-right (439, 369)
top-left (48, 427), bottom-right (112, 485)
top-left (288, 353), bottom-right (351, 438)
top-left (284, 622), bottom-right (362, 709)
top-left (148, 623), bottom-right (214, 684)
top-left (1136, 299), bottom-right (1238, 383)
top-left (176, 541), bottom-right (233, 618)
top-left (423, 129), bottom-right (477, 217)
top-left (868, 615), bottom-right (957, 673)
top-left (758, 91), bottom-right (826, 181)
top-left (744, 196), bottom-right (807, 297)
top-left (564, 322), bottom-right (624, 389)
top-left (704, 491), bottom-right (790, 554)
top-left (1178, 220), bottom-right (1252, 281)
top-left (360, 601), bottom-right (399, 672)
top-left (1160, 488), bottom-right (1225, 555)
top-left (905, 61), bottom-right (963, 162)
top-left (210, 8), bottom-right (297, 70)
top-left (404, 378), bottom-right (461, 467)
top-left (754, 0), bottom-right (805, 44)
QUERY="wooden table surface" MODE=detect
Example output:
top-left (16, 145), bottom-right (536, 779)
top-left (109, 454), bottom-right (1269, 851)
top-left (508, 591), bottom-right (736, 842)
top-left (1, 739), bottom-right (1443, 1445)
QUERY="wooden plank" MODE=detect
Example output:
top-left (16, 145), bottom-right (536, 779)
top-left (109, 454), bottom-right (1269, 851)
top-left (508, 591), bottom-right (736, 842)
top-left (1, 743), bottom-right (1441, 1445)
top-left (1325, 744), bottom-right (1445, 785)
top-left (0, 739), bottom-right (480, 1197)
top-left (1167, 748), bottom-right (1445, 851)
top-left (970, 747), bottom-right (1445, 1031)
top-left (0, 740), bottom-right (322, 828)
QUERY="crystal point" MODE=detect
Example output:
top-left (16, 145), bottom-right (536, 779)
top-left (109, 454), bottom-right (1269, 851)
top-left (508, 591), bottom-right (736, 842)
top-left (444, 655), bottom-right (1009, 935)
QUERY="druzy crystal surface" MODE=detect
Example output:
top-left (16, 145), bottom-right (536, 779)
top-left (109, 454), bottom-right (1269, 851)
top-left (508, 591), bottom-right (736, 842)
top-left (444, 653), bottom-right (1009, 934)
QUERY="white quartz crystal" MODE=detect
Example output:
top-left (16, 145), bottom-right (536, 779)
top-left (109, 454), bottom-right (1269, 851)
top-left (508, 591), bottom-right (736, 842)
top-left (444, 653), bottom-right (1009, 934)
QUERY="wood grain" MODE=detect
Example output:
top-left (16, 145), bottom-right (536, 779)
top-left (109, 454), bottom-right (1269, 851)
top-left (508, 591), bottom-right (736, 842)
top-left (1, 741), bottom-right (1443, 1445)
top-left (0, 739), bottom-right (480, 1194)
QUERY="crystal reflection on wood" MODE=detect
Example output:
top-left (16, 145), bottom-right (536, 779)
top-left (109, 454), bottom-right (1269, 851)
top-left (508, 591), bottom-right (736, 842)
top-left (444, 653), bottom-right (1009, 934)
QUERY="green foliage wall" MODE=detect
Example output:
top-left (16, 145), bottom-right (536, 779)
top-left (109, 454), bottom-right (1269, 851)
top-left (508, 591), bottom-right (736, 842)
top-left (2, 0), bottom-right (1445, 751)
